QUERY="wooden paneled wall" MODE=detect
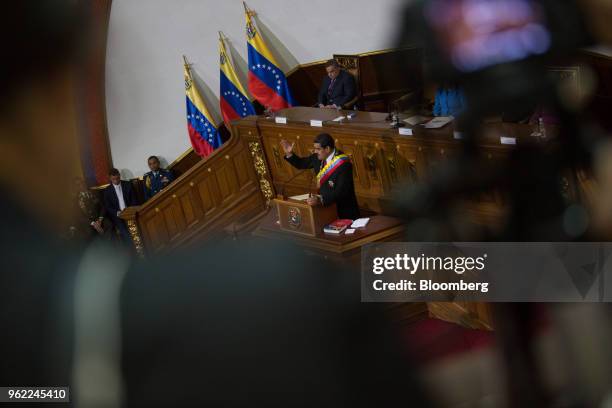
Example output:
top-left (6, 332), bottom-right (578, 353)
top-left (287, 47), bottom-right (423, 111)
top-left (229, 108), bottom-right (559, 232)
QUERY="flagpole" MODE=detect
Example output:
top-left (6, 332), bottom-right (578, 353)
top-left (218, 31), bottom-right (226, 49)
top-left (183, 55), bottom-right (193, 81)
top-left (218, 32), bottom-right (229, 64)
top-left (243, 1), bottom-right (255, 17)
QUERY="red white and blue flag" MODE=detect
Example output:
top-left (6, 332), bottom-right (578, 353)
top-left (184, 57), bottom-right (223, 158)
top-left (244, 3), bottom-right (295, 111)
top-left (219, 34), bottom-right (256, 124)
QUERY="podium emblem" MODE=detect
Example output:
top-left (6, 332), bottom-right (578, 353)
top-left (287, 207), bottom-right (302, 229)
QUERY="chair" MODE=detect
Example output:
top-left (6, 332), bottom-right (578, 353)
top-left (332, 54), bottom-right (361, 110)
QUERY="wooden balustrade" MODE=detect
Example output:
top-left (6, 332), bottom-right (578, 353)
top-left (120, 129), bottom-right (268, 254)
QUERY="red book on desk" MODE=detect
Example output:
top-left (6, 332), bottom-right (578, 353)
top-left (323, 219), bottom-right (353, 234)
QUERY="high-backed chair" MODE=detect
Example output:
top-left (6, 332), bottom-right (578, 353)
top-left (333, 54), bottom-right (361, 110)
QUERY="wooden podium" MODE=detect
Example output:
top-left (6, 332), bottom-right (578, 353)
top-left (273, 196), bottom-right (337, 237)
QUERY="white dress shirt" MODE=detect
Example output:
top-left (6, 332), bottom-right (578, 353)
top-left (113, 183), bottom-right (127, 213)
top-left (325, 149), bottom-right (336, 165)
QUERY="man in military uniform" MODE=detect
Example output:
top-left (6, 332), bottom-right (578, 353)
top-left (143, 155), bottom-right (174, 201)
top-left (280, 133), bottom-right (360, 220)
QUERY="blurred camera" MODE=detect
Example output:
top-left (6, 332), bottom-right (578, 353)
top-left (398, 0), bottom-right (593, 120)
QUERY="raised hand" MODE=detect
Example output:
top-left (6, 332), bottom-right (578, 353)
top-left (306, 195), bottom-right (320, 206)
top-left (279, 139), bottom-right (295, 157)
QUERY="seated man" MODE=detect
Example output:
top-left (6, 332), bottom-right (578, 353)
top-left (317, 59), bottom-right (356, 109)
top-left (280, 133), bottom-right (360, 220)
top-left (144, 155), bottom-right (174, 201)
top-left (103, 168), bottom-right (138, 242)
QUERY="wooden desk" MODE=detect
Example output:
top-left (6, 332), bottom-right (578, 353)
top-left (253, 210), bottom-right (405, 256)
top-left (233, 107), bottom-right (564, 220)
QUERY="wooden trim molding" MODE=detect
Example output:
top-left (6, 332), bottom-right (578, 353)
top-left (168, 147), bottom-right (194, 168)
top-left (284, 46), bottom-right (417, 77)
top-left (247, 140), bottom-right (275, 207)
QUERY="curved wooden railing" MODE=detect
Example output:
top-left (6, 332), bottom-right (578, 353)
top-left (120, 129), bottom-right (268, 255)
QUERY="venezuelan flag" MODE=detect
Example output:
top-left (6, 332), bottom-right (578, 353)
top-left (219, 33), bottom-right (256, 125)
top-left (244, 3), bottom-right (295, 111)
top-left (184, 57), bottom-right (223, 158)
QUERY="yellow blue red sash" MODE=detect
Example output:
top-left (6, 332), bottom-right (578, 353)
top-left (317, 154), bottom-right (349, 188)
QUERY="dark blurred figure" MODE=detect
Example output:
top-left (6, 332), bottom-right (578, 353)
top-left (0, 0), bottom-right (86, 393)
top-left (394, 0), bottom-right (598, 241)
top-left (118, 240), bottom-right (428, 407)
top-left (393, 0), bottom-right (612, 406)
top-left (70, 177), bottom-right (113, 241)
top-left (103, 168), bottom-right (138, 242)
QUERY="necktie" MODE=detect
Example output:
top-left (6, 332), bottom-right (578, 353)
top-left (117, 185), bottom-right (126, 211)
top-left (327, 78), bottom-right (335, 98)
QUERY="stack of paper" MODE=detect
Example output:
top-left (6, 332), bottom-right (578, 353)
top-left (424, 116), bottom-right (454, 129)
top-left (289, 194), bottom-right (311, 201)
top-left (403, 115), bottom-right (429, 126)
top-left (351, 218), bottom-right (370, 228)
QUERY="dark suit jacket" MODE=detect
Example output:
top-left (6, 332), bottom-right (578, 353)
top-left (72, 190), bottom-right (112, 240)
top-left (285, 151), bottom-right (360, 220)
top-left (103, 180), bottom-right (138, 225)
top-left (317, 70), bottom-right (356, 108)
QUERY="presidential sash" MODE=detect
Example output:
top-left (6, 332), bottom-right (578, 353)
top-left (316, 153), bottom-right (350, 188)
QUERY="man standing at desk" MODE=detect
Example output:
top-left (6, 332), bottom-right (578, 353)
top-left (280, 133), bottom-right (360, 220)
top-left (317, 60), bottom-right (356, 109)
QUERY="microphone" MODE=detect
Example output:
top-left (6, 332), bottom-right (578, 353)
top-left (278, 164), bottom-right (310, 200)
top-left (392, 91), bottom-right (415, 107)
top-left (307, 168), bottom-right (317, 197)
top-left (386, 92), bottom-right (416, 123)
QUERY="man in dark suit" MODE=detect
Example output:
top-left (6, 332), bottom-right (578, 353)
top-left (280, 133), bottom-right (360, 220)
top-left (103, 168), bottom-right (138, 241)
top-left (317, 59), bottom-right (356, 109)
